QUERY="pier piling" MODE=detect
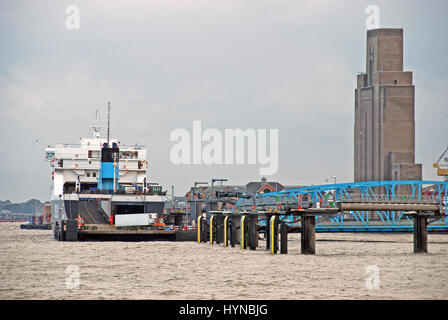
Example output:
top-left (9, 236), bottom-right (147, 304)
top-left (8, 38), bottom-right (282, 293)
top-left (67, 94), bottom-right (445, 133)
top-left (215, 216), bottom-right (221, 245)
top-left (301, 215), bottom-right (315, 254)
top-left (54, 221), bottom-right (60, 240)
top-left (230, 217), bottom-right (236, 248)
top-left (280, 222), bottom-right (288, 254)
top-left (201, 218), bottom-right (207, 243)
top-left (210, 215), bottom-right (214, 245)
top-left (215, 214), bottom-right (225, 245)
top-left (241, 216), bottom-right (247, 250)
top-left (265, 214), bottom-right (271, 251)
top-left (270, 216), bottom-right (278, 254)
top-left (197, 216), bottom-right (208, 243)
top-left (60, 220), bottom-right (65, 241)
top-left (413, 215), bottom-right (428, 253)
top-left (249, 215), bottom-right (257, 251)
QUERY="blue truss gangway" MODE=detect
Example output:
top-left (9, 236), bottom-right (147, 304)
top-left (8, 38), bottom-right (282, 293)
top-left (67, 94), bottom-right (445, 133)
top-left (233, 180), bottom-right (448, 232)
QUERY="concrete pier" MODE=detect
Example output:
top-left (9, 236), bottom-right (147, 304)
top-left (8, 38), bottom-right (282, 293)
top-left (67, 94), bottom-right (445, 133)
top-left (413, 215), bottom-right (428, 253)
top-left (197, 200), bottom-right (443, 255)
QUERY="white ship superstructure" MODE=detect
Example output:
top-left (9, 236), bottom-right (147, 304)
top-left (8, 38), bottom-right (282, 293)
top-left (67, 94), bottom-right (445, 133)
top-left (45, 137), bottom-right (149, 197)
top-left (44, 110), bottom-right (165, 229)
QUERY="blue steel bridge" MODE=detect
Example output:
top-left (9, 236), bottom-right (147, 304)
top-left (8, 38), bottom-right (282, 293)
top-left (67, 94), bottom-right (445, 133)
top-left (234, 180), bottom-right (448, 232)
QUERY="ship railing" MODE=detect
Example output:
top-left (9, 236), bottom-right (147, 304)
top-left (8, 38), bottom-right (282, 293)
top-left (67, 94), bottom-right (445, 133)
top-left (76, 189), bottom-right (166, 196)
top-left (50, 143), bottom-right (146, 149)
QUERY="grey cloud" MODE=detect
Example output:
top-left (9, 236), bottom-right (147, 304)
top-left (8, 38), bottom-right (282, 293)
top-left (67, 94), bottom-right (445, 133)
top-left (0, 0), bottom-right (447, 201)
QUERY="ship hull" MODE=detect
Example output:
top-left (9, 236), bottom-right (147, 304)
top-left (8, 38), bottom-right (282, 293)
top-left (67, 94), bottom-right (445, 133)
top-left (51, 193), bottom-right (165, 226)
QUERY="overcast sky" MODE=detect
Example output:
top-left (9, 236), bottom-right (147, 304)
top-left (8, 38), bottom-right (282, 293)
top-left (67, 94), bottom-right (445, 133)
top-left (1, 0), bottom-right (447, 202)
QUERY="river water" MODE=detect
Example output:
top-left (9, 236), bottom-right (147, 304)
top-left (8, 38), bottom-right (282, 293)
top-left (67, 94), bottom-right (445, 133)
top-left (0, 222), bottom-right (447, 299)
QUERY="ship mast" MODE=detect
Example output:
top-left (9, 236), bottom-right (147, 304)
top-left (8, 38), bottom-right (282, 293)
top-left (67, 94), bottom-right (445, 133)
top-left (107, 102), bottom-right (111, 145)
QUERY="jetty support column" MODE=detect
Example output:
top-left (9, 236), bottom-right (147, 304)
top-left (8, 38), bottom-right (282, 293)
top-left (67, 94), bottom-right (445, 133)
top-left (224, 216), bottom-right (229, 247)
top-left (217, 214), bottom-right (225, 245)
top-left (230, 216), bottom-right (236, 247)
top-left (59, 220), bottom-right (65, 241)
top-left (201, 216), bottom-right (207, 243)
top-left (265, 213), bottom-right (272, 251)
top-left (413, 214), bottom-right (428, 253)
top-left (210, 215), bottom-right (215, 245)
top-left (280, 222), bottom-right (288, 254)
top-left (249, 215), bottom-right (257, 251)
top-left (65, 219), bottom-right (78, 241)
top-left (270, 215), bottom-right (278, 254)
top-left (301, 214), bottom-right (315, 254)
top-left (241, 216), bottom-right (247, 249)
top-left (215, 215), bottom-right (221, 245)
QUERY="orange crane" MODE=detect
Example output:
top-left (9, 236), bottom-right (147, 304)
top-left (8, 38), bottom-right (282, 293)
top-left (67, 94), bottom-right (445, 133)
top-left (433, 145), bottom-right (448, 180)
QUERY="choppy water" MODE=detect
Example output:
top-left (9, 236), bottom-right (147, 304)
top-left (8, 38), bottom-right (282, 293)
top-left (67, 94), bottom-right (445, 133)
top-left (0, 222), bottom-right (447, 299)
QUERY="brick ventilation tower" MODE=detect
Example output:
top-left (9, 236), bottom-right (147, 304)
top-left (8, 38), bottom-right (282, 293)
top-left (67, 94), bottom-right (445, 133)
top-left (354, 28), bottom-right (422, 184)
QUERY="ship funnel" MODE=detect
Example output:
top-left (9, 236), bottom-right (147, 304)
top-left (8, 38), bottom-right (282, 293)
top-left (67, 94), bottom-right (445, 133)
top-left (97, 103), bottom-right (119, 192)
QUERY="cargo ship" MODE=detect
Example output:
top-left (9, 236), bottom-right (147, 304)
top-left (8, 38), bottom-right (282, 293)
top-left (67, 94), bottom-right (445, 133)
top-left (44, 106), bottom-right (191, 241)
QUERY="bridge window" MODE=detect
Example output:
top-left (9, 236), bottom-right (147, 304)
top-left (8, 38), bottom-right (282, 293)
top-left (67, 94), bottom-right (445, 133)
top-left (120, 151), bottom-right (138, 159)
top-left (88, 150), bottom-right (100, 159)
top-left (63, 182), bottom-right (76, 193)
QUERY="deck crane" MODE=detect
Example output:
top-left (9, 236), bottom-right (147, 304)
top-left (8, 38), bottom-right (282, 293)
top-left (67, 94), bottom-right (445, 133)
top-left (433, 145), bottom-right (448, 181)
